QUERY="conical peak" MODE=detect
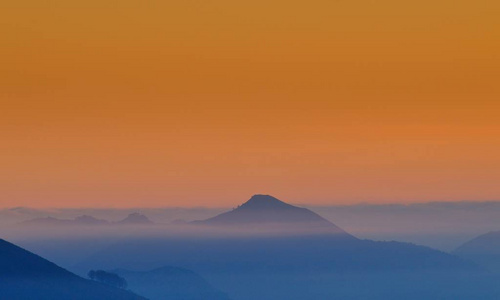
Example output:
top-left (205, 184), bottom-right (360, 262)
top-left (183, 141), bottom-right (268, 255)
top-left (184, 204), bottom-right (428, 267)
top-left (239, 195), bottom-right (292, 210)
top-left (119, 212), bottom-right (154, 224)
top-left (197, 194), bottom-right (353, 237)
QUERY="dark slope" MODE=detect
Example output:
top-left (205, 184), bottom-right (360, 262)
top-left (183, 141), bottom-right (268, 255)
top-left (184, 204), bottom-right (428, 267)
top-left (454, 230), bottom-right (500, 271)
top-left (0, 239), bottom-right (145, 300)
top-left (113, 266), bottom-right (231, 300)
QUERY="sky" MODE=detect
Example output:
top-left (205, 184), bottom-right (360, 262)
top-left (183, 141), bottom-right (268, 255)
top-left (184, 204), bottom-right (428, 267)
top-left (1, 0), bottom-right (499, 207)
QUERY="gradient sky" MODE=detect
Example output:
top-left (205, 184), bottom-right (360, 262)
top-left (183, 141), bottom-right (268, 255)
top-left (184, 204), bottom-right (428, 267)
top-left (1, 0), bottom-right (499, 207)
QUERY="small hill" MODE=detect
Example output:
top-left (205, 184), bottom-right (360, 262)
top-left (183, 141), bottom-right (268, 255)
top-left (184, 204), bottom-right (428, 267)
top-left (21, 215), bottom-right (109, 226)
top-left (113, 266), bottom-right (231, 300)
top-left (0, 239), bottom-right (145, 300)
top-left (116, 213), bottom-right (154, 225)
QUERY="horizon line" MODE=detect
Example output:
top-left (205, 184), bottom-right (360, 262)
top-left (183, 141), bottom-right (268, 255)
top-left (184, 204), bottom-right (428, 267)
top-left (4, 198), bottom-right (500, 211)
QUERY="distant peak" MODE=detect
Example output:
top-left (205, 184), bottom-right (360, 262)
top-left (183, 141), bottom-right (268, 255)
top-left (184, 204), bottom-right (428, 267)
top-left (118, 212), bottom-right (154, 225)
top-left (239, 195), bottom-right (292, 210)
top-left (196, 194), bottom-right (353, 237)
top-left (250, 194), bottom-right (279, 200)
top-left (74, 215), bottom-right (109, 224)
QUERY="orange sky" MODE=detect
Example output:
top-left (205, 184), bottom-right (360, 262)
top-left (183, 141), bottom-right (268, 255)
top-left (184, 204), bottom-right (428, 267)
top-left (1, 0), bottom-right (499, 207)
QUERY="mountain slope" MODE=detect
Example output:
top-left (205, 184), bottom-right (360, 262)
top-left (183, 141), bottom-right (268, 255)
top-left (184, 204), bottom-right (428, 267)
top-left (454, 230), bottom-right (500, 271)
top-left (113, 266), bottom-right (231, 300)
top-left (0, 239), bottom-right (145, 300)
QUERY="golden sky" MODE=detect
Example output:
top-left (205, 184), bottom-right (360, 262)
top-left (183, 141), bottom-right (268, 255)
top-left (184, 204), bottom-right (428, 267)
top-left (1, 0), bottom-right (499, 207)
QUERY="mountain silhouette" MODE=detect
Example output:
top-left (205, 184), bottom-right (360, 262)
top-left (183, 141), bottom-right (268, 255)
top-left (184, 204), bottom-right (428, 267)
top-left (0, 239), bottom-right (145, 300)
top-left (71, 195), bottom-right (485, 299)
top-left (195, 194), bottom-right (352, 236)
top-left (113, 266), bottom-right (231, 300)
top-left (81, 195), bottom-right (476, 273)
top-left (116, 213), bottom-right (154, 225)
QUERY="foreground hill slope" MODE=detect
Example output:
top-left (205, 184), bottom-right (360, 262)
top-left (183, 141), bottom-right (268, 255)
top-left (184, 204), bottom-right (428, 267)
top-left (0, 239), bottom-right (145, 300)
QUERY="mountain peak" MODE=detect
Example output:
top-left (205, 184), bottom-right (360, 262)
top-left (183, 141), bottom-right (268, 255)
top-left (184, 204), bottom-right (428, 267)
top-left (195, 195), bottom-right (354, 238)
top-left (239, 194), bottom-right (291, 210)
top-left (117, 213), bottom-right (154, 225)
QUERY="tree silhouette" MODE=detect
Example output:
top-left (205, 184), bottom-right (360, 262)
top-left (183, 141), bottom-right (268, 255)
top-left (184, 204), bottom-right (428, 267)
top-left (88, 270), bottom-right (128, 289)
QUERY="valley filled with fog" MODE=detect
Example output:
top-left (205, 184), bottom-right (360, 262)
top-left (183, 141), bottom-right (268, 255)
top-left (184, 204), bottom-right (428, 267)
top-left (3, 195), bottom-right (500, 299)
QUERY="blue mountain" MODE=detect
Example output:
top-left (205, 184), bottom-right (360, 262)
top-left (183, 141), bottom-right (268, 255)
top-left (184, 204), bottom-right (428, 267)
top-left (0, 239), bottom-right (145, 300)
